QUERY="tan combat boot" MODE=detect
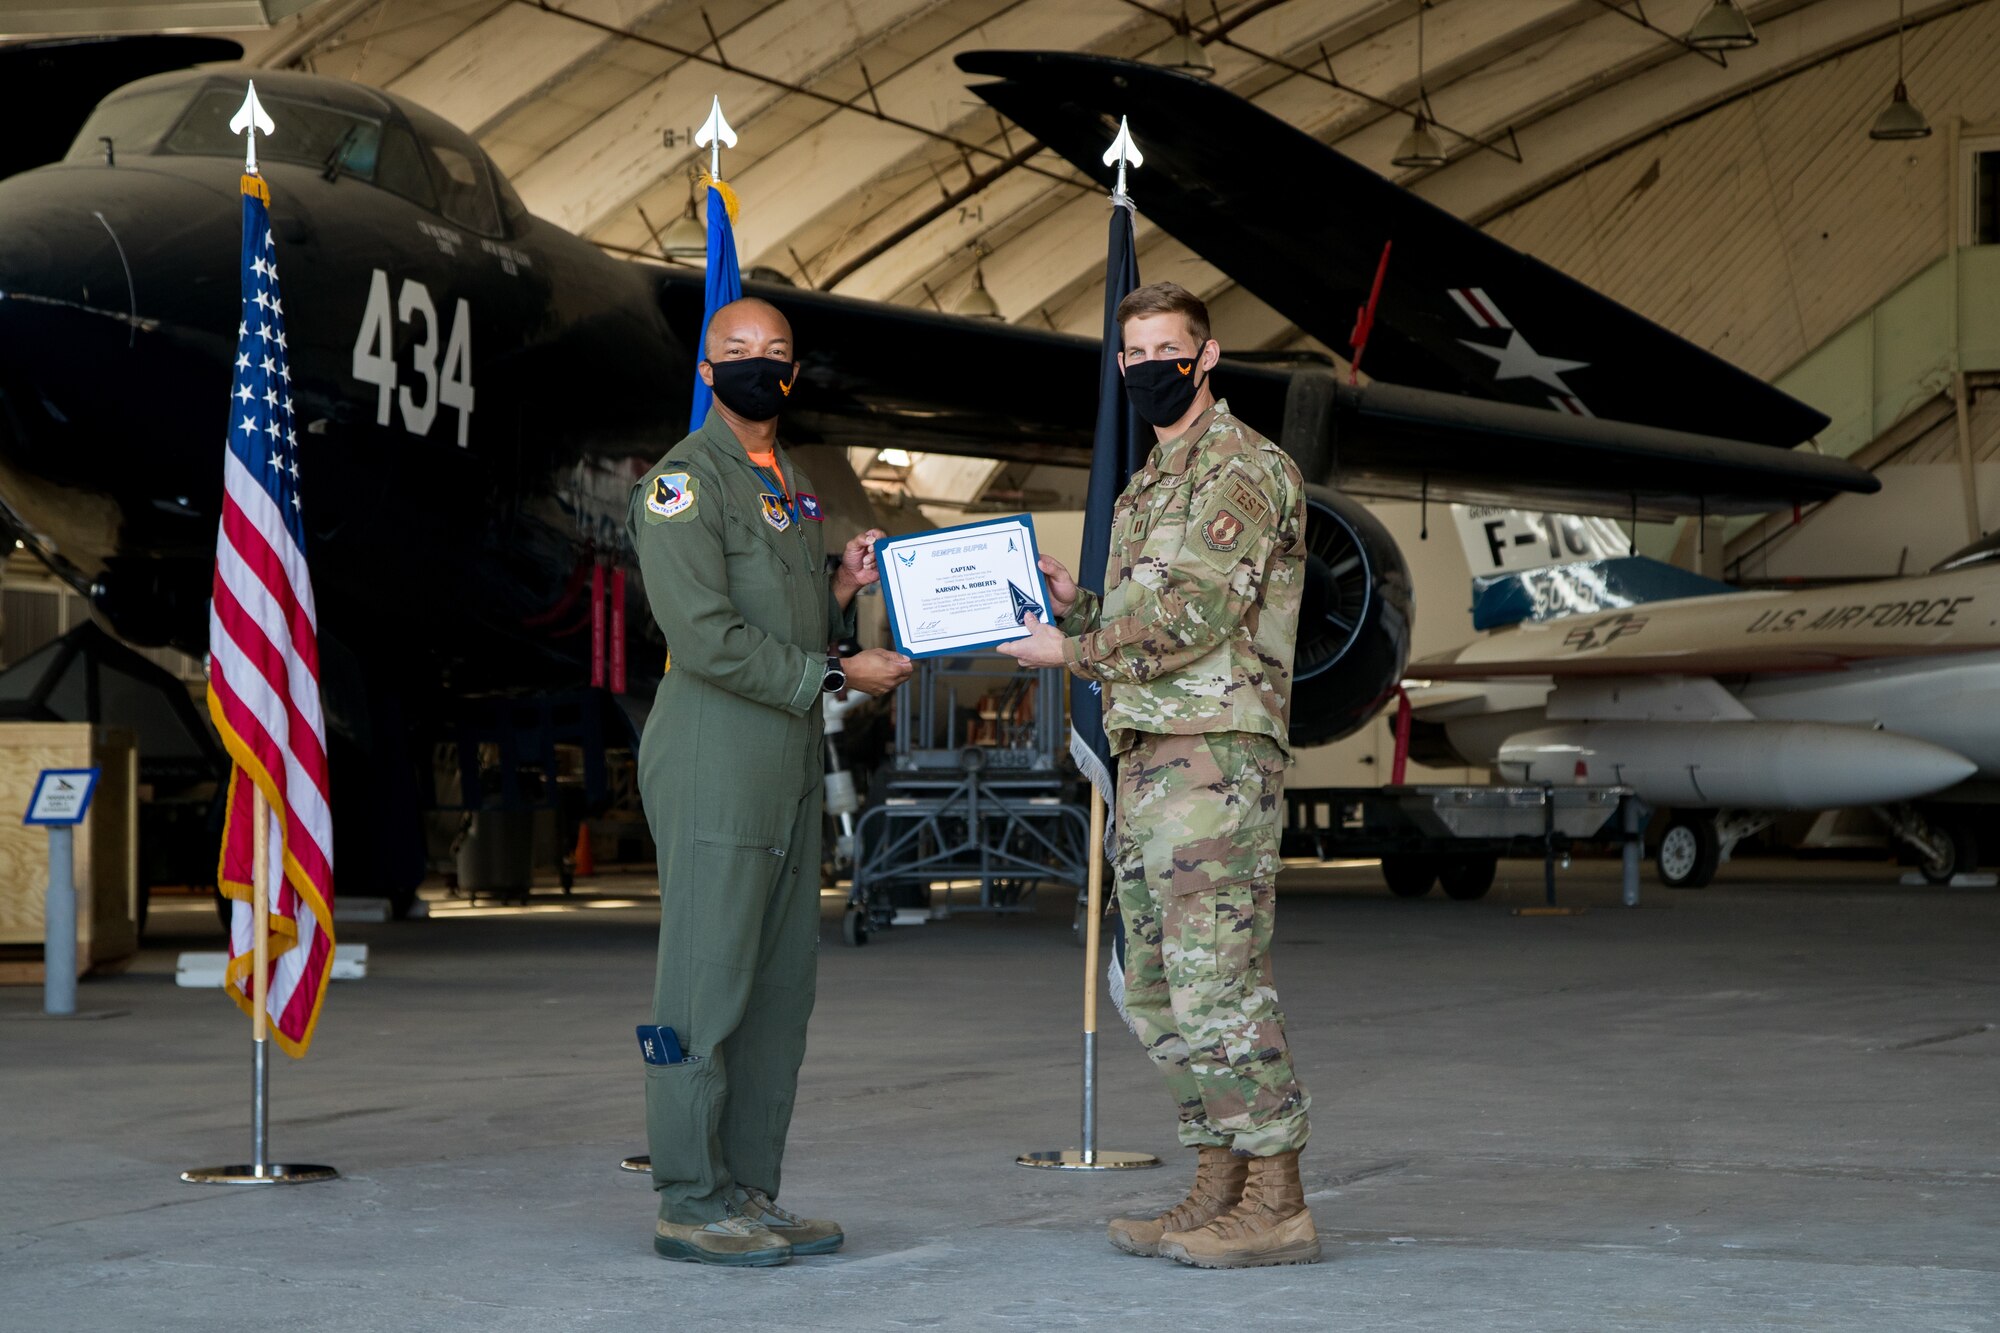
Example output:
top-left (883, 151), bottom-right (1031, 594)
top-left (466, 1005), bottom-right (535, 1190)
top-left (1106, 1145), bottom-right (1248, 1257)
top-left (733, 1185), bottom-right (845, 1256)
top-left (1159, 1149), bottom-right (1319, 1269)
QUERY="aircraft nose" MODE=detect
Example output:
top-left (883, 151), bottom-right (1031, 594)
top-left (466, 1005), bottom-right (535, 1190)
top-left (0, 166), bottom-right (235, 478)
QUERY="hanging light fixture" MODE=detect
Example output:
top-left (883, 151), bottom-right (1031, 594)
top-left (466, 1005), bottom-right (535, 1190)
top-left (1392, 2), bottom-right (1448, 169)
top-left (1869, 0), bottom-right (1932, 141)
top-left (1156, 8), bottom-right (1216, 79)
top-left (661, 172), bottom-right (706, 258)
top-left (1686, 1), bottom-right (1757, 52)
top-left (955, 246), bottom-right (1003, 320)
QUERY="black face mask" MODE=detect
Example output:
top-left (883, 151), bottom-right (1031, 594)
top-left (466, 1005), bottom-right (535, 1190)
top-left (1122, 350), bottom-right (1210, 428)
top-left (706, 356), bottom-right (798, 422)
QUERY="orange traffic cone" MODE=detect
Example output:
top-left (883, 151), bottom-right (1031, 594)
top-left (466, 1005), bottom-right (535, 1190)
top-left (572, 821), bottom-right (595, 878)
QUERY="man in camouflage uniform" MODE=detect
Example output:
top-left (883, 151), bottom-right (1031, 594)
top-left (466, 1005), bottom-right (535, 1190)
top-left (1001, 282), bottom-right (1314, 1269)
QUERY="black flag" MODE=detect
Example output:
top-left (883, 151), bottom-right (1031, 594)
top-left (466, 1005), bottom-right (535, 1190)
top-left (1069, 194), bottom-right (1147, 803)
top-left (1073, 192), bottom-right (1147, 1026)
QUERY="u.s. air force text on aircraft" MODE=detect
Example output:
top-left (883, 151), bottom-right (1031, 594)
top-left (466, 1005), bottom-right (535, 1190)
top-left (1746, 597), bottom-right (1977, 635)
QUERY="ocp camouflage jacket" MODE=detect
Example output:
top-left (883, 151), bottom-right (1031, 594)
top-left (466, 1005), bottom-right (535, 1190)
top-left (1060, 400), bottom-right (1304, 758)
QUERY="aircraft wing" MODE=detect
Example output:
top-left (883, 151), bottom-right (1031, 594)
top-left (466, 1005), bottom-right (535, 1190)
top-left (1415, 570), bottom-right (1999, 678)
top-left (0, 36), bottom-right (243, 182)
top-left (960, 51), bottom-right (1831, 447)
top-left (663, 277), bottom-right (1874, 519)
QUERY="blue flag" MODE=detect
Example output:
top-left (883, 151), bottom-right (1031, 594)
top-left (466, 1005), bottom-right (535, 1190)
top-left (689, 183), bottom-right (743, 430)
top-left (1070, 196), bottom-right (1146, 804)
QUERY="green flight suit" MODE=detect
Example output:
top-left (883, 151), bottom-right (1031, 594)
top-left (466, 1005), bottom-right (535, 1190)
top-left (627, 409), bottom-right (853, 1225)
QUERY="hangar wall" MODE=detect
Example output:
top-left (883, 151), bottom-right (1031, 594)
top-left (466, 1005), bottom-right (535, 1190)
top-left (1479, 4), bottom-right (2000, 388)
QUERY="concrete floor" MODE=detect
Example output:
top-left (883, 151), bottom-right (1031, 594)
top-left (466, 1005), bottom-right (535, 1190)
top-left (2, 859), bottom-right (1995, 1332)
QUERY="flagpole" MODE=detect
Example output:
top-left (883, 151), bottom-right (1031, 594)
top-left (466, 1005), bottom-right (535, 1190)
top-left (182, 81), bottom-right (337, 1187)
top-left (1080, 786), bottom-right (1104, 1158)
top-left (623, 94), bottom-right (742, 1175)
top-left (1018, 115), bottom-right (1159, 1173)
top-left (251, 786), bottom-right (271, 1173)
top-left (181, 782), bottom-right (336, 1185)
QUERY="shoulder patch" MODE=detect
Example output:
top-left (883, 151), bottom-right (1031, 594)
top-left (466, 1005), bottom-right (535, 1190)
top-left (644, 471), bottom-right (697, 524)
top-left (1203, 508), bottom-right (1246, 552)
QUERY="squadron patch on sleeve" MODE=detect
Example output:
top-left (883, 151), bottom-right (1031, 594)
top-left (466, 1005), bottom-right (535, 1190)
top-left (1203, 508), bottom-right (1246, 552)
top-left (645, 471), bottom-right (696, 524)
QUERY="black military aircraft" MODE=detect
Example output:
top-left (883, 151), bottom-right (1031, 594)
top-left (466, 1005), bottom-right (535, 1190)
top-left (0, 40), bottom-right (1872, 909)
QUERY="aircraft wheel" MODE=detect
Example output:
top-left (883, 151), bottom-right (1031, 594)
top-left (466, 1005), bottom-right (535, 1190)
top-left (1380, 854), bottom-right (1436, 898)
top-left (842, 905), bottom-right (869, 947)
top-left (1438, 854), bottom-right (1498, 901)
top-left (1657, 815), bottom-right (1720, 889)
top-left (1919, 819), bottom-right (1979, 884)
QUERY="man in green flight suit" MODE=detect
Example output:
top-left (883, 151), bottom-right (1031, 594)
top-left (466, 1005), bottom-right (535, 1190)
top-left (629, 296), bottom-right (912, 1268)
top-left (1002, 281), bottom-right (1314, 1269)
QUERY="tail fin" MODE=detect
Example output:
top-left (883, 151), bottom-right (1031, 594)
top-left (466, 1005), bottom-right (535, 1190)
top-left (1451, 505), bottom-right (1631, 574)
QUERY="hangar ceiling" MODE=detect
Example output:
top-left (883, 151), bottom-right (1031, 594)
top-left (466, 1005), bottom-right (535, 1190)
top-left (214, 0), bottom-right (1982, 355)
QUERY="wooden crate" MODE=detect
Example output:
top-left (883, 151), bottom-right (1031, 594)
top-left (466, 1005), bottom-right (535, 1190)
top-left (0, 724), bottom-right (139, 980)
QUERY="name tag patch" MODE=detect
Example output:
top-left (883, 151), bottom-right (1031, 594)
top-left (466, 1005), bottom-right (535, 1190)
top-left (760, 492), bottom-right (793, 532)
top-left (797, 493), bottom-right (824, 521)
top-left (645, 472), bottom-right (696, 523)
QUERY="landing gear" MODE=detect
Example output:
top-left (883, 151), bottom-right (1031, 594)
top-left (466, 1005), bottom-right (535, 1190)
top-left (1877, 804), bottom-right (1980, 883)
top-left (1657, 809), bottom-right (1772, 889)
top-left (1380, 854), bottom-right (1436, 898)
top-left (1657, 814), bottom-right (1720, 889)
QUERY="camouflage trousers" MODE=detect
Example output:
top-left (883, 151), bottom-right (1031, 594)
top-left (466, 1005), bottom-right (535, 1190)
top-left (1113, 729), bottom-right (1309, 1157)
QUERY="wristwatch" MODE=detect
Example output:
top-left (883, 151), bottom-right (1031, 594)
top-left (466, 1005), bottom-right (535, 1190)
top-left (821, 654), bottom-right (846, 694)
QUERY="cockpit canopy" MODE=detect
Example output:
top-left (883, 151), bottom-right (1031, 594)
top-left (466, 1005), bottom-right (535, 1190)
top-left (1934, 529), bottom-right (2000, 573)
top-left (62, 66), bottom-right (527, 238)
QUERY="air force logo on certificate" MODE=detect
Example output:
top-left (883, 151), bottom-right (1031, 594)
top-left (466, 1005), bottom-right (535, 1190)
top-left (875, 516), bottom-right (1051, 659)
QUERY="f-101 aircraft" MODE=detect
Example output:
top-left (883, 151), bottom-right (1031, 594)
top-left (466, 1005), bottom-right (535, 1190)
top-left (0, 41), bottom-right (1873, 907)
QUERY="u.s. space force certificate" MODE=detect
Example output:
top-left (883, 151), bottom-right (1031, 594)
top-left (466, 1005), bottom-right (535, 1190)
top-left (876, 516), bottom-right (1052, 658)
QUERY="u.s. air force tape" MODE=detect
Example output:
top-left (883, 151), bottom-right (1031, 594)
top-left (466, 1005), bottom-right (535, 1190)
top-left (645, 471), bottom-right (697, 523)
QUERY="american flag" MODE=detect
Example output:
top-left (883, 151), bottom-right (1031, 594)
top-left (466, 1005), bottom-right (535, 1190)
top-left (207, 169), bottom-right (335, 1057)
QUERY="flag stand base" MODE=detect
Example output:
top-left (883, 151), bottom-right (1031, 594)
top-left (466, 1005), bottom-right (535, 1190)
top-left (182, 1020), bottom-right (337, 1186)
top-left (182, 1163), bottom-right (338, 1185)
top-left (1016, 1150), bottom-right (1160, 1171)
top-left (619, 1155), bottom-right (650, 1173)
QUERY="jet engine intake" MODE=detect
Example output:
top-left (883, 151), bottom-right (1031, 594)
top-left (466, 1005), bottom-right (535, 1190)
top-left (1290, 485), bottom-right (1412, 746)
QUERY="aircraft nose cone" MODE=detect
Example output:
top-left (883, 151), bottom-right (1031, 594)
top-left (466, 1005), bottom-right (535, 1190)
top-left (0, 165), bottom-right (236, 480)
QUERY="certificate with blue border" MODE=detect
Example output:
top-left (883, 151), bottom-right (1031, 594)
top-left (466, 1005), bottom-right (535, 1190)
top-left (876, 516), bottom-right (1052, 659)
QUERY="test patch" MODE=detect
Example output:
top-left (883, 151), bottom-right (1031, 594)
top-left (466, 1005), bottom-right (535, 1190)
top-left (1222, 473), bottom-right (1273, 527)
top-left (645, 472), bottom-right (696, 523)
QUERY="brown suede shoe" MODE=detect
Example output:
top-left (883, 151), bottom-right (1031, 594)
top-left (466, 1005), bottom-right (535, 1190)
top-left (1159, 1149), bottom-right (1320, 1269)
top-left (1106, 1145), bottom-right (1248, 1257)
